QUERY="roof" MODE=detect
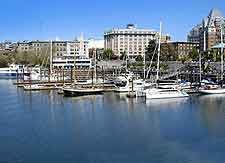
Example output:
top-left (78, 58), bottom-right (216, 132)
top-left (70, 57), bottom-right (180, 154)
top-left (209, 8), bottom-right (224, 18)
top-left (203, 8), bottom-right (224, 27)
top-left (212, 43), bottom-right (225, 49)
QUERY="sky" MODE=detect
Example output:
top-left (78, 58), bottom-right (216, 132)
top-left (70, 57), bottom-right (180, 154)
top-left (0, 0), bottom-right (225, 42)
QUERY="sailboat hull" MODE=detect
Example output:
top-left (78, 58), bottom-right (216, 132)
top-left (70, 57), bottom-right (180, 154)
top-left (199, 89), bottom-right (225, 94)
top-left (63, 88), bottom-right (104, 97)
top-left (146, 88), bottom-right (189, 99)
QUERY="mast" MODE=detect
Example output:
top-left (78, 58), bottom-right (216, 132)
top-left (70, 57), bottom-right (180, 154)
top-left (73, 40), bottom-right (76, 85)
top-left (156, 21), bottom-right (162, 82)
top-left (200, 30), bottom-right (206, 85)
top-left (93, 42), bottom-right (97, 83)
top-left (143, 51), bottom-right (146, 80)
top-left (50, 40), bottom-right (53, 75)
top-left (221, 24), bottom-right (224, 85)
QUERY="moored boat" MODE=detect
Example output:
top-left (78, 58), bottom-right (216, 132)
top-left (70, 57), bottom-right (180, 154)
top-left (63, 87), bottom-right (104, 97)
top-left (146, 88), bottom-right (189, 99)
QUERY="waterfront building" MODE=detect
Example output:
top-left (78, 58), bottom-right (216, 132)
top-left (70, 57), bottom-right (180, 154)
top-left (104, 24), bottom-right (158, 57)
top-left (0, 41), bottom-right (17, 52)
top-left (17, 37), bottom-right (91, 69)
top-left (162, 42), bottom-right (199, 59)
top-left (188, 8), bottom-right (225, 52)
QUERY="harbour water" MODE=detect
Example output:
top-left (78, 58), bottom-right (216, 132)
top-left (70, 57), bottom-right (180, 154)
top-left (1, 80), bottom-right (225, 163)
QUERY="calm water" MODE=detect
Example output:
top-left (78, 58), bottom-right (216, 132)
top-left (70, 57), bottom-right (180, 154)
top-left (1, 80), bottom-right (225, 163)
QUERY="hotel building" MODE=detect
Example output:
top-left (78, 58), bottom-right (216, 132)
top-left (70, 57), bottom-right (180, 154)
top-left (104, 24), bottom-right (159, 57)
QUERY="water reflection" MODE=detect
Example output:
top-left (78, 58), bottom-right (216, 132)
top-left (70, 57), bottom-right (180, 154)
top-left (197, 94), bottom-right (225, 137)
top-left (1, 80), bottom-right (225, 162)
top-left (146, 98), bottom-right (189, 110)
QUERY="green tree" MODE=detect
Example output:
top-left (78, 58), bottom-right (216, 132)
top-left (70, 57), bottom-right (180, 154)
top-left (120, 51), bottom-right (127, 60)
top-left (188, 48), bottom-right (199, 61)
top-left (161, 43), bottom-right (177, 61)
top-left (135, 55), bottom-right (143, 62)
top-left (103, 49), bottom-right (114, 60)
top-left (0, 54), bottom-right (9, 68)
top-left (145, 40), bottom-right (157, 61)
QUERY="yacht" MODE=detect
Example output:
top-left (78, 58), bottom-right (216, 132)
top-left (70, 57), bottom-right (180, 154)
top-left (145, 22), bottom-right (189, 99)
top-left (0, 64), bottom-right (29, 78)
top-left (114, 75), bottom-right (149, 93)
top-left (114, 76), bottom-right (131, 93)
top-left (146, 87), bottom-right (189, 99)
top-left (199, 84), bottom-right (225, 94)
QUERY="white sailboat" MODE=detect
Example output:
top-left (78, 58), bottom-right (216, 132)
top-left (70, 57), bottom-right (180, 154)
top-left (145, 22), bottom-right (189, 99)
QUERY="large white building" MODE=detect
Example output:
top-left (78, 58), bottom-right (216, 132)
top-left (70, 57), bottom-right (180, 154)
top-left (104, 24), bottom-right (158, 57)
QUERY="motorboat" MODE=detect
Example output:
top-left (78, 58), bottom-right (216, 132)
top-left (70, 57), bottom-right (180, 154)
top-left (0, 64), bottom-right (29, 79)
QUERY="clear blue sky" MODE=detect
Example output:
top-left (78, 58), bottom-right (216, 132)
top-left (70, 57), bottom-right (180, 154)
top-left (0, 0), bottom-right (224, 42)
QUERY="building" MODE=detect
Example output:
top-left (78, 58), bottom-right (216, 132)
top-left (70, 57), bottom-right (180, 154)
top-left (0, 41), bottom-right (17, 52)
top-left (88, 38), bottom-right (104, 49)
top-left (161, 34), bottom-right (171, 43)
top-left (104, 24), bottom-right (158, 57)
top-left (17, 37), bottom-right (91, 69)
top-left (187, 24), bottom-right (201, 43)
top-left (162, 42), bottom-right (199, 59)
top-left (88, 38), bottom-right (104, 59)
top-left (188, 8), bottom-right (225, 52)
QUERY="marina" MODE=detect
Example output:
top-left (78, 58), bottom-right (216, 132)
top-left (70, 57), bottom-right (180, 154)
top-left (1, 2), bottom-right (225, 162)
top-left (1, 79), bottom-right (225, 162)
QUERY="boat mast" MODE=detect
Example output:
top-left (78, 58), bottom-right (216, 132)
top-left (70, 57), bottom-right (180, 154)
top-left (50, 40), bottom-right (53, 75)
top-left (143, 49), bottom-right (146, 80)
top-left (156, 21), bottom-right (162, 83)
top-left (221, 24), bottom-right (224, 85)
top-left (94, 43), bottom-right (97, 82)
top-left (73, 40), bottom-right (76, 85)
top-left (200, 30), bottom-right (206, 86)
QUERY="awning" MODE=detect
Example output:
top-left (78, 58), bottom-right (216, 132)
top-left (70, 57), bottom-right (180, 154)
top-left (212, 43), bottom-right (225, 49)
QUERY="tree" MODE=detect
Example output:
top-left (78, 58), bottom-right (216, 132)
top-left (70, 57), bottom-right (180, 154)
top-left (161, 43), bottom-right (177, 61)
top-left (145, 40), bottom-right (157, 61)
top-left (135, 55), bottom-right (143, 62)
top-left (188, 48), bottom-right (199, 61)
top-left (103, 49), bottom-right (114, 60)
top-left (0, 54), bottom-right (9, 68)
top-left (120, 51), bottom-right (127, 60)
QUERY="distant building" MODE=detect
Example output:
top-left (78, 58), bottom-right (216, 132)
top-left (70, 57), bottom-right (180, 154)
top-left (187, 24), bottom-right (201, 43)
top-left (104, 24), bottom-right (158, 57)
top-left (161, 34), bottom-right (171, 43)
top-left (162, 42), bottom-right (199, 59)
top-left (17, 37), bottom-right (91, 69)
top-left (88, 38), bottom-right (104, 59)
top-left (188, 8), bottom-right (225, 52)
top-left (88, 38), bottom-right (104, 49)
top-left (0, 41), bottom-right (17, 52)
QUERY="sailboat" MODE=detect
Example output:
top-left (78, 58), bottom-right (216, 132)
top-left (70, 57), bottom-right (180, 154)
top-left (63, 34), bottom-right (104, 97)
top-left (199, 23), bottom-right (225, 94)
top-left (145, 22), bottom-right (189, 99)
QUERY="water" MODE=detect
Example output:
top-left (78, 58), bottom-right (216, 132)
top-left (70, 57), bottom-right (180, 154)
top-left (1, 80), bottom-right (225, 163)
